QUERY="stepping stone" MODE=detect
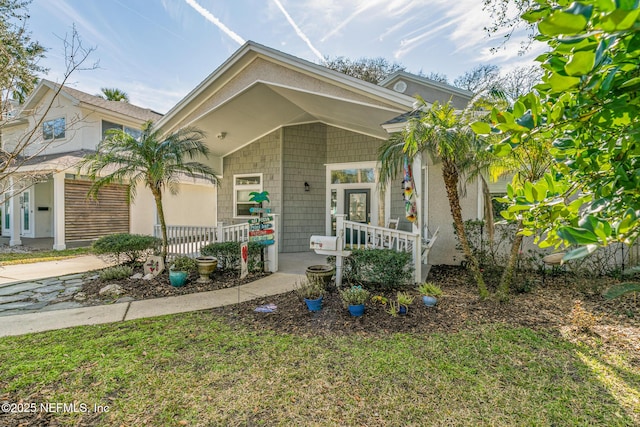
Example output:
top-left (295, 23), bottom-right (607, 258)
top-left (59, 286), bottom-right (83, 297)
top-left (58, 273), bottom-right (85, 281)
top-left (41, 279), bottom-right (63, 286)
top-left (32, 284), bottom-right (65, 294)
top-left (62, 279), bottom-right (85, 286)
top-left (0, 301), bottom-right (47, 311)
top-left (0, 294), bottom-right (30, 304)
top-left (0, 282), bottom-right (45, 296)
top-left (32, 293), bottom-right (63, 303)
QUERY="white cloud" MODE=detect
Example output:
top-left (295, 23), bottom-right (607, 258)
top-left (183, 0), bottom-right (245, 45)
top-left (272, 0), bottom-right (324, 62)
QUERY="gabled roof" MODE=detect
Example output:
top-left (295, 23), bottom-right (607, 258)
top-left (19, 80), bottom-right (163, 123)
top-left (379, 71), bottom-right (473, 100)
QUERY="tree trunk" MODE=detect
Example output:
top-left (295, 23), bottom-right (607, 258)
top-left (441, 160), bottom-right (489, 299)
top-left (497, 220), bottom-right (524, 302)
top-left (151, 187), bottom-right (168, 261)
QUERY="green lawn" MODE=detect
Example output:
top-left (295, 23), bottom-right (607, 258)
top-left (0, 247), bottom-right (92, 265)
top-left (1, 312), bottom-right (638, 426)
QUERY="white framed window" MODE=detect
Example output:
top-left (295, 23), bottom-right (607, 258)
top-left (234, 173), bottom-right (263, 218)
top-left (42, 117), bottom-right (65, 140)
top-left (102, 120), bottom-right (141, 140)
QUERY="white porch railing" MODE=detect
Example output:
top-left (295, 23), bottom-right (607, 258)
top-left (155, 222), bottom-right (252, 257)
top-left (156, 216), bottom-right (278, 272)
top-left (339, 216), bottom-right (423, 283)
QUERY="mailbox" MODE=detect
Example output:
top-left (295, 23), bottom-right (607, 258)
top-left (310, 235), bottom-right (339, 251)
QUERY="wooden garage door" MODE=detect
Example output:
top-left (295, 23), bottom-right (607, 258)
top-left (65, 180), bottom-right (130, 242)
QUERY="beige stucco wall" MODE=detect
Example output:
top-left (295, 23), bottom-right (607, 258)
top-left (129, 182), bottom-right (216, 236)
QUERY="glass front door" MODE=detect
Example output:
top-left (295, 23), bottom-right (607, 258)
top-left (345, 189), bottom-right (370, 223)
top-left (21, 191), bottom-right (30, 234)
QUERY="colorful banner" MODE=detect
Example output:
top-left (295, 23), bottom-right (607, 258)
top-left (240, 242), bottom-right (248, 279)
top-left (403, 156), bottom-right (418, 223)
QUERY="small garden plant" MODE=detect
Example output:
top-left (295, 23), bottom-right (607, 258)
top-left (295, 279), bottom-right (325, 301)
top-left (170, 255), bottom-right (197, 273)
top-left (340, 286), bottom-right (370, 307)
top-left (99, 265), bottom-right (134, 280)
top-left (417, 282), bottom-right (442, 297)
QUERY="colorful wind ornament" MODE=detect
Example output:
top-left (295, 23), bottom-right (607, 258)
top-left (403, 156), bottom-right (418, 223)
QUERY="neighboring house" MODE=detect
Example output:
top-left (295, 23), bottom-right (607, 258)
top-left (0, 80), bottom-right (217, 249)
top-left (156, 41), bottom-right (483, 268)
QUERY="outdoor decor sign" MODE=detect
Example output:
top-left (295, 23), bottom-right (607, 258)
top-left (240, 241), bottom-right (248, 279)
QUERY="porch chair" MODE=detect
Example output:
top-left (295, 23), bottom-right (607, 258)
top-left (372, 217), bottom-right (400, 248)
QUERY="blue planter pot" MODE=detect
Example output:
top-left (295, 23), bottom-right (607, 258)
top-left (422, 295), bottom-right (437, 307)
top-left (169, 270), bottom-right (188, 287)
top-left (348, 304), bottom-right (365, 317)
top-left (304, 296), bottom-right (323, 312)
top-left (399, 305), bottom-right (407, 315)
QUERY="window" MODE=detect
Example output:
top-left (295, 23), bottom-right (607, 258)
top-left (102, 120), bottom-right (142, 140)
top-left (330, 168), bottom-right (375, 184)
top-left (234, 174), bottom-right (262, 217)
top-left (42, 117), bottom-right (65, 140)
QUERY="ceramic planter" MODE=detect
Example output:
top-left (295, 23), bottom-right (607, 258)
top-left (422, 295), bottom-right (438, 307)
top-left (169, 270), bottom-right (188, 287)
top-left (348, 303), bottom-right (365, 317)
top-left (195, 256), bottom-right (218, 283)
top-left (399, 305), bottom-right (408, 315)
top-left (305, 264), bottom-right (335, 286)
top-left (304, 296), bottom-right (323, 312)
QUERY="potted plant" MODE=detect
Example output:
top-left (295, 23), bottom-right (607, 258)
top-left (396, 291), bottom-right (414, 314)
top-left (417, 282), bottom-right (442, 307)
top-left (295, 279), bottom-right (325, 312)
top-left (340, 286), bottom-right (370, 317)
top-left (169, 255), bottom-right (197, 287)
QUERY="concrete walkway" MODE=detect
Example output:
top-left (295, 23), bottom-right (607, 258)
top-left (0, 255), bottom-right (112, 285)
top-left (0, 251), bottom-right (325, 338)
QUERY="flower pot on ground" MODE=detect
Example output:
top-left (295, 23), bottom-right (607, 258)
top-left (169, 256), bottom-right (197, 287)
top-left (417, 282), bottom-right (442, 307)
top-left (295, 279), bottom-right (325, 312)
top-left (396, 291), bottom-right (414, 315)
top-left (195, 256), bottom-right (218, 283)
top-left (305, 264), bottom-right (335, 287)
top-left (340, 286), bottom-right (370, 317)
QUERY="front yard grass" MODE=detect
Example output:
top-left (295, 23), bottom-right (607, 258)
top-left (0, 247), bottom-right (92, 265)
top-left (1, 311), bottom-right (638, 426)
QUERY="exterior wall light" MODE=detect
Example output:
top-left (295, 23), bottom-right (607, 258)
top-left (304, 182), bottom-right (310, 192)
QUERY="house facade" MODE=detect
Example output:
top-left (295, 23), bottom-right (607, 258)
top-left (157, 41), bottom-right (483, 266)
top-left (0, 80), bottom-right (217, 249)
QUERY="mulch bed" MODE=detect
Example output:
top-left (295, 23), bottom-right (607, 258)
top-left (80, 268), bottom-right (269, 304)
top-left (80, 264), bottom-right (639, 353)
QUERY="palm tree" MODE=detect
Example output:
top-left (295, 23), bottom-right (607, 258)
top-left (80, 121), bottom-right (219, 260)
top-left (99, 87), bottom-right (129, 102)
top-left (379, 99), bottom-right (489, 299)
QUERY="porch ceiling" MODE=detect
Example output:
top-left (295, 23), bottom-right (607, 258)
top-left (190, 82), bottom-right (407, 158)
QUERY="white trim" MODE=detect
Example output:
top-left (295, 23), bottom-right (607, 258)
top-left (325, 161), bottom-right (380, 235)
top-left (157, 41), bottom-right (415, 130)
top-left (233, 172), bottom-right (263, 219)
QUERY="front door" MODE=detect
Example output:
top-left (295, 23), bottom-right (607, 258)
top-left (20, 190), bottom-right (31, 236)
top-left (344, 189), bottom-right (370, 223)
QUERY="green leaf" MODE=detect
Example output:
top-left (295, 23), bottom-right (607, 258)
top-left (557, 226), bottom-right (600, 245)
top-left (516, 111), bottom-right (535, 129)
top-left (470, 121), bottom-right (491, 135)
top-left (546, 73), bottom-right (581, 92)
top-left (490, 142), bottom-right (513, 157)
top-left (563, 244), bottom-right (599, 261)
top-left (538, 12), bottom-right (588, 36)
top-left (600, 8), bottom-right (640, 31)
top-left (604, 282), bottom-right (640, 299)
top-left (619, 76), bottom-right (640, 89)
top-left (564, 51), bottom-right (596, 75)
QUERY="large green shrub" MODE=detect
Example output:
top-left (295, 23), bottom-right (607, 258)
top-left (200, 241), bottom-right (263, 271)
top-left (331, 249), bottom-right (413, 289)
top-left (92, 233), bottom-right (161, 264)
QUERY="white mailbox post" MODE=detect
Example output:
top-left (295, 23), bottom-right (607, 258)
top-left (310, 215), bottom-right (351, 287)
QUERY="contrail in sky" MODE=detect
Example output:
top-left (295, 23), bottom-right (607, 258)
top-left (184, 0), bottom-right (245, 45)
top-left (271, 0), bottom-right (324, 62)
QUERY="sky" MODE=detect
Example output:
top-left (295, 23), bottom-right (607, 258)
top-left (26, 0), bottom-right (545, 114)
